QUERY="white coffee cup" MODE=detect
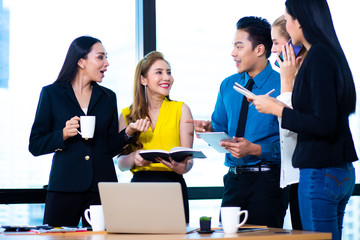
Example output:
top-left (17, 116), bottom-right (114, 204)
top-left (221, 207), bottom-right (248, 234)
top-left (84, 205), bottom-right (105, 231)
top-left (78, 116), bottom-right (96, 139)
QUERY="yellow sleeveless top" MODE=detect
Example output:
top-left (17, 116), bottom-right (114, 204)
top-left (122, 98), bottom-right (183, 172)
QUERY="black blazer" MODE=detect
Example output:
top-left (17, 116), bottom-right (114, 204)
top-left (29, 82), bottom-right (130, 192)
top-left (282, 44), bottom-right (358, 168)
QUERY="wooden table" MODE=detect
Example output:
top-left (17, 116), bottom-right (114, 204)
top-left (0, 227), bottom-right (332, 239)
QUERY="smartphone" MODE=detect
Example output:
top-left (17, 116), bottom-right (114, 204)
top-left (275, 39), bottom-right (302, 67)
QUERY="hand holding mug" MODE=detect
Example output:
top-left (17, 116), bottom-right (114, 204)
top-left (63, 116), bottom-right (80, 141)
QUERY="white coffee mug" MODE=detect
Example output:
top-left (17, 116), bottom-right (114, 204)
top-left (84, 205), bottom-right (105, 231)
top-left (221, 207), bottom-right (248, 234)
top-left (78, 116), bottom-right (96, 139)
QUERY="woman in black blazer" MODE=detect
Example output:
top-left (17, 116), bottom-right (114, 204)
top-left (29, 36), bottom-right (149, 227)
top-left (248, 1), bottom-right (357, 239)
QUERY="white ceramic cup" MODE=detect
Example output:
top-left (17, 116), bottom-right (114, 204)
top-left (221, 207), bottom-right (248, 234)
top-left (78, 116), bottom-right (96, 139)
top-left (84, 205), bottom-right (105, 231)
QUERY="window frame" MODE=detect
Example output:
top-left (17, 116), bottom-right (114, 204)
top-left (1, 0), bottom-right (359, 206)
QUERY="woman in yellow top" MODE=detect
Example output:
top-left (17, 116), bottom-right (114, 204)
top-left (117, 51), bottom-right (194, 222)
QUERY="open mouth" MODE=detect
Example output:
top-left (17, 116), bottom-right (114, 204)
top-left (159, 83), bottom-right (170, 88)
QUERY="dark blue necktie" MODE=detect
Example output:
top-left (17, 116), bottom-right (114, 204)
top-left (236, 79), bottom-right (254, 137)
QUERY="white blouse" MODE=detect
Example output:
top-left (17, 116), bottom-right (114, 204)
top-left (277, 92), bottom-right (299, 188)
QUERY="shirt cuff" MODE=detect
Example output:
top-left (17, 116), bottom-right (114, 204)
top-left (124, 130), bottom-right (135, 143)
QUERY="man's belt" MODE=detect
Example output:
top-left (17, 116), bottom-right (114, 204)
top-left (229, 164), bottom-right (279, 174)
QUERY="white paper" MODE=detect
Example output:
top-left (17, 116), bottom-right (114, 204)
top-left (233, 82), bottom-right (255, 97)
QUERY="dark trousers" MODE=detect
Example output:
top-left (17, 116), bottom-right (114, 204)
top-left (43, 191), bottom-right (101, 227)
top-left (132, 171), bottom-right (190, 223)
top-left (221, 168), bottom-right (289, 228)
top-left (289, 183), bottom-right (302, 230)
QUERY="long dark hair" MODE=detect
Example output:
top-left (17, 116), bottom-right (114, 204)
top-left (54, 36), bottom-right (101, 84)
top-left (285, 0), bottom-right (356, 114)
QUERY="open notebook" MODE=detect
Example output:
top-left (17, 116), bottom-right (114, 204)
top-left (98, 182), bottom-right (196, 234)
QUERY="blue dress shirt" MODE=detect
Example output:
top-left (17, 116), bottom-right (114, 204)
top-left (211, 63), bottom-right (281, 167)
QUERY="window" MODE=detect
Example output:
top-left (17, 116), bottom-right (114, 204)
top-left (0, 0), bottom-right (9, 88)
top-left (0, 0), bottom-right (135, 225)
top-left (0, 0), bottom-right (135, 188)
top-left (156, 0), bottom-right (360, 229)
top-left (0, 0), bottom-right (359, 230)
top-left (156, 0), bottom-right (360, 187)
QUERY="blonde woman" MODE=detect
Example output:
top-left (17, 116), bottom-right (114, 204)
top-left (117, 51), bottom-right (194, 223)
top-left (271, 15), bottom-right (303, 230)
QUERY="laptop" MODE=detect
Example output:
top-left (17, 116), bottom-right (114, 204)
top-left (98, 182), bottom-right (192, 234)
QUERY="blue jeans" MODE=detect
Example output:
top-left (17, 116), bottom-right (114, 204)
top-left (298, 163), bottom-right (355, 240)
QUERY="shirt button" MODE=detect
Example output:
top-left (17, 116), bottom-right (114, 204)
top-left (85, 156), bottom-right (90, 161)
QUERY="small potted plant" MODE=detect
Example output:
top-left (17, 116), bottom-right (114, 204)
top-left (199, 216), bottom-right (212, 232)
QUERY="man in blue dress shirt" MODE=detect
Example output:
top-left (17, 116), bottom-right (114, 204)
top-left (188, 16), bottom-right (288, 228)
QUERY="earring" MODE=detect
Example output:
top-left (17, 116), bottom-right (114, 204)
top-left (144, 84), bottom-right (147, 103)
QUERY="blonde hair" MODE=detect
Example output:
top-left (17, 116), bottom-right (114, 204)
top-left (272, 15), bottom-right (290, 41)
top-left (124, 51), bottom-right (171, 152)
top-left (273, 15), bottom-right (307, 77)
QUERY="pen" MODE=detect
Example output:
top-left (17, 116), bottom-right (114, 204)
top-left (249, 89), bottom-right (275, 106)
top-left (265, 89), bottom-right (275, 96)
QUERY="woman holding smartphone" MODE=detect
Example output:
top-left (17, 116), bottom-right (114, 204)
top-left (271, 15), bottom-right (305, 230)
top-left (248, 1), bottom-right (357, 238)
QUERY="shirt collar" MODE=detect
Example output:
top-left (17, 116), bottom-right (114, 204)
top-left (244, 61), bottom-right (273, 89)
